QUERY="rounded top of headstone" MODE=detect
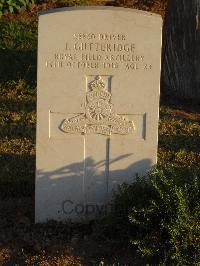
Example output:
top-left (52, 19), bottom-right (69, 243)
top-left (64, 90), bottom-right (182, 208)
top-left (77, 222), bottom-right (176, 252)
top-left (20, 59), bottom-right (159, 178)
top-left (39, 6), bottom-right (162, 22)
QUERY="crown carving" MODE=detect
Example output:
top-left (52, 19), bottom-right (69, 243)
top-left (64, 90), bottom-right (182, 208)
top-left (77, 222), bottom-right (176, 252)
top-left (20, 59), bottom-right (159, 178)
top-left (90, 76), bottom-right (105, 90)
top-left (87, 76), bottom-right (111, 103)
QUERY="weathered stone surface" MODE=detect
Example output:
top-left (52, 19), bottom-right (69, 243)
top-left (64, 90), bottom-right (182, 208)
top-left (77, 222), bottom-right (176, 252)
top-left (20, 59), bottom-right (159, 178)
top-left (35, 7), bottom-right (162, 222)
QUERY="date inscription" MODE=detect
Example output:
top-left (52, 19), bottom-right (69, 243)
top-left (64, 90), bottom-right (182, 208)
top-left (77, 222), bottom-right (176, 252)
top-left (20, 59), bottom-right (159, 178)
top-left (45, 32), bottom-right (153, 71)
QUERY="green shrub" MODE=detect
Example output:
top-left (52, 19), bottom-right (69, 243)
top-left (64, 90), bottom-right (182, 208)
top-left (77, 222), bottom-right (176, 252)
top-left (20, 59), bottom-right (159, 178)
top-left (97, 175), bottom-right (156, 243)
top-left (0, 0), bottom-right (35, 16)
top-left (99, 166), bottom-right (200, 265)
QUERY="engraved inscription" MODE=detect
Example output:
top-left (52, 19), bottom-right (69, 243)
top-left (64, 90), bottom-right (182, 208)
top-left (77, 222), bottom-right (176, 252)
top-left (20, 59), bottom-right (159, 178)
top-left (45, 32), bottom-right (153, 71)
top-left (61, 76), bottom-right (135, 136)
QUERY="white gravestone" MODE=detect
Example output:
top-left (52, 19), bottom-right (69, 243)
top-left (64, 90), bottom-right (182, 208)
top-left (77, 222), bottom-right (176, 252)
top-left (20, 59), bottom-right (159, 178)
top-left (35, 7), bottom-right (162, 222)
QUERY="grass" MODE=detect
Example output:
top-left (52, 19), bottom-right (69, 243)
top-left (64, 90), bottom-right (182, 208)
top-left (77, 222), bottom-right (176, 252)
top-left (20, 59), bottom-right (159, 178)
top-left (158, 106), bottom-right (200, 167)
top-left (0, 1), bottom-right (200, 265)
top-left (0, 20), bottom-right (37, 197)
top-left (0, 20), bottom-right (37, 84)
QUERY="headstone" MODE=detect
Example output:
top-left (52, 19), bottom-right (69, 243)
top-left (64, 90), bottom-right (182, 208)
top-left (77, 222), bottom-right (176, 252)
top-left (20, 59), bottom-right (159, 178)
top-left (35, 7), bottom-right (162, 223)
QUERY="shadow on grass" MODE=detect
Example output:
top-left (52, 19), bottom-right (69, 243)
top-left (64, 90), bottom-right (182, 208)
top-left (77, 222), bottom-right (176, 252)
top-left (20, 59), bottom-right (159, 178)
top-left (0, 124), bottom-right (35, 140)
top-left (0, 153), bottom-right (35, 198)
top-left (1, 98), bottom-right (36, 112)
top-left (159, 134), bottom-right (200, 153)
top-left (160, 98), bottom-right (200, 114)
top-left (0, 49), bottom-right (37, 84)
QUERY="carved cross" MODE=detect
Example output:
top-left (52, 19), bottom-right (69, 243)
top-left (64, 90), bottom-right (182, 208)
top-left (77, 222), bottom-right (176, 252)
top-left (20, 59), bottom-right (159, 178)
top-left (55, 75), bottom-right (140, 205)
top-left (61, 75), bottom-right (136, 136)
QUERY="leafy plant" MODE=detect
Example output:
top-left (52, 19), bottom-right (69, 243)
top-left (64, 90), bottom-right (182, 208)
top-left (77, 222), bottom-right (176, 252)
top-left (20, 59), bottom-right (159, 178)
top-left (0, 0), bottom-right (35, 16)
top-left (130, 166), bottom-right (200, 264)
top-left (99, 166), bottom-right (200, 265)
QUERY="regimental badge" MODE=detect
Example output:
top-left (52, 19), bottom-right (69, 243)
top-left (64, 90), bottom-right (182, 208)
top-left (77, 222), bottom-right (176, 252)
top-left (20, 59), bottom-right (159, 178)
top-left (61, 76), bottom-right (135, 136)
